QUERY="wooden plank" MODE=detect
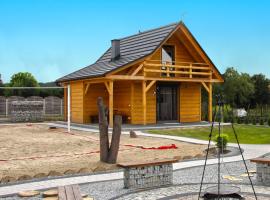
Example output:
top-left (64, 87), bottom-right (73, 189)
top-left (104, 82), bottom-right (110, 94)
top-left (107, 75), bottom-right (216, 83)
top-left (208, 83), bottom-right (213, 122)
top-left (142, 81), bottom-right (146, 125)
top-left (131, 63), bottom-right (144, 76)
top-left (250, 157), bottom-right (270, 164)
top-left (117, 158), bottom-right (179, 168)
top-left (65, 185), bottom-right (75, 200)
top-left (71, 185), bottom-right (82, 200)
top-left (145, 80), bottom-right (156, 92)
top-left (201, 82), bottom-right (210, 93)
top-left (58, 186), bottom-right (67, 200)
top-left (84, 83), bottom-right (90, 95)
top-left (109, 81), bottom-right (114, 127)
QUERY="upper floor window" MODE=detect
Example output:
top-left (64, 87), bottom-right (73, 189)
top-left (161, 45), bottom-right (175, 77)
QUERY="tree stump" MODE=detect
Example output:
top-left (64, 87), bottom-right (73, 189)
top-left (97, 97), bottom-right (122, 164)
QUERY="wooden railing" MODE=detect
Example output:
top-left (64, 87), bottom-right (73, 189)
top-left (143, 60), bottom-right (212, 79)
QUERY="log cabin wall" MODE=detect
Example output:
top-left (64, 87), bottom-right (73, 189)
top-left (149, 34), bottom-right (196, 64)
top-left (113, 81), bottom-right (131, 121)
top-left (70, 81), bottom-right (84, 123)
top-left (84, 83), bottom-right (108, 123)
top-left (130, 82), bottom-right (156, 124)
top-left (179, 83), bottom-right (201, 122)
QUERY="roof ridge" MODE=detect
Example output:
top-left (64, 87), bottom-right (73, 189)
top-left (118, 22), bottom-right (179, 40)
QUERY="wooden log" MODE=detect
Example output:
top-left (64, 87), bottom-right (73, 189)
top-left (107, 115), bottom-right (122, 164)
top-left (97, 97), bottom-right (109, 162)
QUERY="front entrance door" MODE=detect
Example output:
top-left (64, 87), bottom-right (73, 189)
top-left (156, 84), bottom-right (178, 121)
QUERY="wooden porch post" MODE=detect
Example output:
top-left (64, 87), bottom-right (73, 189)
top-left (208, 83), bottom-right (213, 122)
top-left (109, 81), bottom-right (114, 127)
top-left (142, 80), bottom-right (147, 125)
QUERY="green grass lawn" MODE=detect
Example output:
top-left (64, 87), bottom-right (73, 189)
top-left (148, 125), bottom-right (270, 144)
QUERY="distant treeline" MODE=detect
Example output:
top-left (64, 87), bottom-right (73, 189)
top-left (0, 72), bottom-right (63, 97)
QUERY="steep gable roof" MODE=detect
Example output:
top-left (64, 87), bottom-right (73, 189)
top-left (57, 22), bottom-right (223, 82)
top-left (57, 22), bottom-right (179, 82)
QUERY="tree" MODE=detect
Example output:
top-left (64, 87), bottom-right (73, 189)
top-left (10, 72), bottom-right (39, 87)
top-left (250, 74), bottom-right (270, 116)
top-left (6, 72), bottom-right (39, 97)
top-left (214, 67), bottom-right (254, 109)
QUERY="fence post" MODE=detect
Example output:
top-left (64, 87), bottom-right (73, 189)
top-left (43, 99), bottom-right (46, 115)
top-left (60, 99), bottom-right (63, 116)
top-left (5, 98), bottom-right (8, 117)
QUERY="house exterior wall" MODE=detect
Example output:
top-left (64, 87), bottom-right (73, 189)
top-left (70, 81), bottom-right (84, 123)
top-left (67, 30), bottom-right (207, 125)
top-left (179, 83), bottom-right (201, 122)
top-left (150, 34), bottom-right (196, 63)
top-left (130, 82), bottom-right (156, 124)
top-left (84, 83), bottom-right (108, 123)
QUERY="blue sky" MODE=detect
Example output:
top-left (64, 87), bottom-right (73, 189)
top-left (0, 0), bottom-right (270, 83)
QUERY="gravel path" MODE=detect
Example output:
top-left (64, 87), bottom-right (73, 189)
top-left (3, 160), bottom-right (268, 200)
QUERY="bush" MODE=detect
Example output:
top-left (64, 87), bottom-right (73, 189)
top-left (215, 134), bottom-right (229, 150)
top-left (268, 118), bottom-right (270, 126)
top-left (260, 118), bottom-right (264, 125)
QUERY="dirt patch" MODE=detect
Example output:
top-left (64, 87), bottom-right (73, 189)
top-left (0, 124), bottom-right (207, 183)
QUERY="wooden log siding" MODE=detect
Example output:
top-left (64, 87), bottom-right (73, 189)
top-left (84, 83), bottom-right (108, 123)
top-left (179, 83), bottom-right (201, 122)
top-left (130, 82), bottom-right (156, 124)
top-left (70, 82), bottom-right (84, 123)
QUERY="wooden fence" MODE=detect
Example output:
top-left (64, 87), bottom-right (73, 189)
top-left (0, 96), bottom-right (64, 117)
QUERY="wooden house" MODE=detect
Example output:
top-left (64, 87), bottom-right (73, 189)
top-left (57, 22), bottom-right (224, 126)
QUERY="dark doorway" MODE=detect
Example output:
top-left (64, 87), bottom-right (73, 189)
top-left (156, 83), bottom-right (178, 121)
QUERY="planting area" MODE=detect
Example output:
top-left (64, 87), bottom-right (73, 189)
top-left (0, 124), bottom-right (207, 183)
top-left (148, 124), bottom-right (270, 144)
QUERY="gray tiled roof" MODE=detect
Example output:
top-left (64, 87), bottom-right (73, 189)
top-left (57, 22), bottom-right (179, 82)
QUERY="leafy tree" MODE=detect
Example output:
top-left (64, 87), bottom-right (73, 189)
top-left (250, 74), bottom-right (270, 116)
top-left (214, 67), bottom-right (254, 109)
top-left (5, 72), bottom-right (39, 97)
top-left (10, 72), bottom-right (39, 87)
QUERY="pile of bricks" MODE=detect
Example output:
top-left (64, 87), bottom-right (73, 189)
top-left (10, 101), bottom-right (44, 122)
top-left (123, 164), bottom-right (173, 189)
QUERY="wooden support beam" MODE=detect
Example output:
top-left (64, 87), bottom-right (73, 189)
top-left (145, 80), bottom-right (156, 93)
top-left (131, 63), bottom-right (144, 76)
top-left (189, 64), bottom-right (192, 78)
top-left (106, 75), bottom-right (220, 83)
top-left (84, 83), bottom-right (90, 95)
top-left (104, 82), bottom-right (110, 94)
top-left (109, 81), bottom-right (114, 127)
top-left (201, 82), bottom-right (210, 93)
top-left (142, 81), bottom-right (147, 125)
top-left (208, 83), bottom-right (213, 122)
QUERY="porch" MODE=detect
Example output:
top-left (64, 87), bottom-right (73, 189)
top-left (77, 60), bottom-right (214, 127)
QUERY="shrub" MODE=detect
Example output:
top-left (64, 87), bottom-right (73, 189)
top-left (260, 118), bottom-right (264, 125)
top-left (268, 118), bottom-right (270, 126)
top-left (215, 134), bottom-right (229, 150)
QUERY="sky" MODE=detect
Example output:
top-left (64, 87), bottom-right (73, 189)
top-left (0, 0), bottom-right (270, 83)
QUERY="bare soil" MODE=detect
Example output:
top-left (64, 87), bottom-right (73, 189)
top-left (0, 124), bottom-right (207, 183)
